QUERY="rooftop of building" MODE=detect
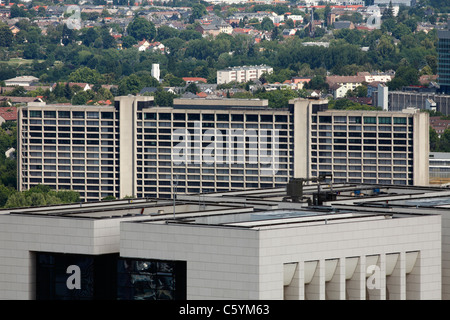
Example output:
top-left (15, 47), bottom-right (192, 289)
top-left (219, 65), bottom-right (273, 71)
top-left (172, 97), bottom-right (274, 110)
top-left (0, 183), bottom-right (444, 228)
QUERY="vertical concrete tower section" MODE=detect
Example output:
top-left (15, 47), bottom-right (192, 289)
top-left (290, 98), bottom-right (329, 180)
top-left (115, 95), bottom-right (155, 198)
top-left (410, 109), bottom-right (430, 186)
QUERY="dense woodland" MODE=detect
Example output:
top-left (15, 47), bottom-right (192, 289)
top-left (0, 0), bottom-right (448, 206)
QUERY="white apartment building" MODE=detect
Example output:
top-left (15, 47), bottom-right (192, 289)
top-left (327, 74), bottom-right (392, 99)
top-left (217, 65), bottom-right (273, 85)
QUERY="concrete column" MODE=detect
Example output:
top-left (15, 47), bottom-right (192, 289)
top-left (406, 251), bottom-right (421, 300)
top-left (368, 254), bottom-right (386, 300)
top-left (346, 256), bottom-right (365, 300)
top-left (386, 252), bottom-right (406, 300)
top-left (325, 258), bottom-right (345, 300)
top-left (284, 261), bottom-right (305, 300)
top-left (305, 259), bottom-right (325, 300)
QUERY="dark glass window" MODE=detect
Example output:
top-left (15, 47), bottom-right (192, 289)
top-left (202, 114), bottom-right (214, 121)
top-left (231, 114), bottom-right (243, 122)
top-left (275, 115), bottom-right (287, 122)
top-left (117, 258), bottom-right (186, 300)
top-left (159, 113), bottom-right (171, 120)
top-left (173, 113), bottom-right (185, 121)
top-left (188, 114), bottom-right (200, 121)
top-left (44, 111), bottom-right (56, 118)
top-left (216, 114), bottom-right (229, 121)
top-left (35, 252), bottom-right (117, 300)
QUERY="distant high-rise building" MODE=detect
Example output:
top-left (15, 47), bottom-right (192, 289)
top-left (151, 63), bottom-right (160, 82)
top-left (438, 20), bottom-right (450, 94)
top-left (377, 83), bottom-right (389, 111)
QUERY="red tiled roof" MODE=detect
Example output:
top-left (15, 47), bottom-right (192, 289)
top-left (0, 106), bottom-right (17, 121)
top-left (182, 77), bottom-right (207, 83)
top-left (196, 92), bottom-right (207, 98)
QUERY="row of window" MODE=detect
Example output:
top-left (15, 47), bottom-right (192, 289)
top-left (313, 138), bottom-right (411, 145)
top-left (138, 112), bottom-right (290, 123)
top-left (313, 125), bottom-right (413, 132)
top-left (314, 116), bottom-right (411, 125)
top-left (312, 164), bottom-right (412, 171)
top-left (137, 183), bottom-right (283, 195)
top-left (25, 110), bottom-right (116, 119)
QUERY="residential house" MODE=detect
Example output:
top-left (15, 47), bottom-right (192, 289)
top-left (51, 82), bottom-right (92, 92)
top-left (9, 25), bottom-right (20, 35)
top-left (139, 87), bottom-right (158, 95)
top-left (0, 96), bottom-right (43, 105)
top-left (282, 28), bottom-right (298, 37)
top-left (291, 77), bottom-right (311, 90)
top-left (0, 106), bottom-right (17, 125)
top-left (136, 40), bottom-right (165, 53)
top-left (430, 116), bottom-right (450, 137)
top-left (326, 75), bottom-right (366, 98)
top-left (195, 17), bottom-right (233, 37)
top-left (182, 77), bottom-right (207, 84)
top-left (327, 73), bottom-right (392, 98)
top-left (333, 20), bottom-right (355, 30)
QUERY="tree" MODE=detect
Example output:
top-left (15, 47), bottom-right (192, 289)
top-left (387, 66), bottom-right (419, 90)
top-left (382, 1), bottom-right (394, 20)
top-left (4, 185), bottom-right (81, 208)
top-left (64, 82), bottom-right (73, 100)
top-left (82, 27), bottom-right (99, 46)
top-left (71, 90), bottom-right (92, 105)
top-left (10, 4), bottom-right (28, 18)
top-left (254, 88), bottom-right (302, 109)
top-left (154, 89), bottom-right (177, 107)
top-left (189, 3), bottom-right (207, 23)
top-left (439, 127), bottom-right (450, 152)
top-left (162, 73), bottom-right (185, 87)
top-left (118, 73), bottom-right (159, 95)
top-left (68, 67), bottom-right (102, 84)
top-left (53, 82), bottom-right (65, 98)
top-left (156, 25), bottom-right (180, 41)
top-left (0, 23), bottom-right (13, 47)
top-left (260, 17), bottom-right (274, 31)
top-left (23, 43), bottom-right (40, 59)
top-left (430, 127), bottom-right (440, 152)
top-left (121, 35), bottom-right (137, 48)
top-left (346, 85), bottom-right (368, 98)
top-left (126, 17), bottom-right (156, 41)
top-left (185, 82), bottom-right (199, 94)
top-left (0, 184), bottom-right (14, 207)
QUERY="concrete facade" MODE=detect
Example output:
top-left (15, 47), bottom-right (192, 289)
top-left (17, 96), bottom-right (430, 202)
top-left (121, 212), bottom-right (441, 299)
top-left (0, 183), bottom-right (445, 300)
top-left (289, 98), bottom-right (430, 186)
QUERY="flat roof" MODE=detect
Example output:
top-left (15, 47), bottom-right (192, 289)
top-left (0, 183), bottom-right (446, 226)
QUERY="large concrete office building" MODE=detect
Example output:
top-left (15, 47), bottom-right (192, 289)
top-left (0, 183), bottom-right (444, 300)
top-left (290, 98), bottom-right (429, 186)
top-left (438, 20), bottom-right (450, 95)
top-left (18, 96), bottom-right (429, 202)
